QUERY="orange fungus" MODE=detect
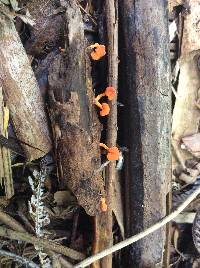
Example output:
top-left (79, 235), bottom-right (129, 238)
top-left (99, 143), bottom-right (120, 161)
top-left (104, 87), bottom-right (116, 100)
top-left (99, 103), bottom-right (110, 116)
top-left (100, 197), bottom-right (108, 212)
top-left (90, 43), bottom-right (106, 61)
top-left (107, 147), bottom-right (120, 161)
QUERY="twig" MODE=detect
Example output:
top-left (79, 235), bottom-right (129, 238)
top-left (0, 209), bottom-right (26, 232)
top-left (0, 249), bottom-right (39, 268)
top-left (74, 184), bottom-right (200, 268)
top-left (78, 3), bottom-right (97, 26)
top-left (59, 255), bottom-right (74, 268)
top-left (95, 0), bottom-right (118, 267)
top-left (0, 226), bottom-right (85, 260)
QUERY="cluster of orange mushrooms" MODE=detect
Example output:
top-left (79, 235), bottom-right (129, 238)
top-left (90, 43), bottom-right (120, 212)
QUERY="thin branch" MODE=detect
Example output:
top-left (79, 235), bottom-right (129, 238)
top-left (95, 0), bottom-right (118, 267)
top-left (0, 209), bottom-right (26, 232)
top-left (74, 185), bottom-right (200, 268)
top-left (0, 226), bottom-right (85, 260)
top-left (0, 249), bottom-right (39, 268)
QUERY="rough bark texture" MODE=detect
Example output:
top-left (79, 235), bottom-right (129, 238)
top-left (48, 0), bottom-right (105, 216)
top-left (22, 0), bottom-right (65, 57)
top-left (119, 0), bottom-right (171, 267)
top-left (0, 14), bottom-right (52, 160)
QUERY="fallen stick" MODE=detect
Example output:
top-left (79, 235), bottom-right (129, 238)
top-left (93, 1), bottom-right (118, 267)
top-left (74, 184), bottom-right (200, 268)
top-left (0, 9), bottom-right (52, 160)
top-left (0, 226), bottom-right (85, 260)
top-left (0, 209), bottom-right (26, 232)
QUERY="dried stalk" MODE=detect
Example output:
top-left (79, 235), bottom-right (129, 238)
top-left (0, 86), bottom-right (13, 200)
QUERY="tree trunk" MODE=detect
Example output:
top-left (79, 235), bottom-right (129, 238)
top-left (119, 0), bottom-right (171, 267)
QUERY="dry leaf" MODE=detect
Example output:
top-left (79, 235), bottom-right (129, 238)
top-left (54, 190), bottom-right (76, 206)
top-left (182, 133), bottom-right (200, 155)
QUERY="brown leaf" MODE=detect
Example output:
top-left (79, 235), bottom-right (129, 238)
top-left (182, 133), bottom-right (200, 155)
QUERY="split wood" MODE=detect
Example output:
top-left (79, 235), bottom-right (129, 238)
top-left (0, 226), bottom-right (85, 260)
top-left (74, 185), bottom-right (200, 268)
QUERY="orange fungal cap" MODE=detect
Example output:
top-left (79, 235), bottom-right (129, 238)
top-left (100, 103), bottom-right (110, 116)
top-left (104, 87), bottom-right (116, 100)
top-left (107, 147), bottom-right (120, 161)
top-left (90, 43), bottom-right (106, 61)
top-left (100, 197), bottom-right (108, 212)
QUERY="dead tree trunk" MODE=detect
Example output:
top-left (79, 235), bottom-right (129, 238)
top-left (119, 0), bottom-right (171, 267)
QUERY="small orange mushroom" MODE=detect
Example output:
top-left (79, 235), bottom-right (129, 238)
top-left (99, 143), bottom-right (120, 161)
top-left (99, 103), bottom-right (110, 116)
top-left (100, 197), bottom-right (108, 212)
top-left (90, 43), bottom-right (106, 60)
top-left (94, 95), bottom-right (110, 116)
top-left (107, 147), bottom-right (120, 161)
top-left (104, 87), bottom-right (116, 100)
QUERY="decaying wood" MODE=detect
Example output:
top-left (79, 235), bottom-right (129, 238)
top-left (0, 86), bottom-right (13, 200)
top-left (119, 0), bottom-right (171, 267)
top-left (0, 12), bottom-right (52, 160)
top-left (93, 0), bottom-right (118, 267)
top-left (22, 0), bottom-right (65, 57)
top-left (48, 0), bottom-right (104, 216)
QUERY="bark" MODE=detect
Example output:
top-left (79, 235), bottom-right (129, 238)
top-left (119, 0), bottom-right (171, 267)
top-left (0, 12), bottom-right (52, 160)
top-left (48, 0), bottom-right (105, 216)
